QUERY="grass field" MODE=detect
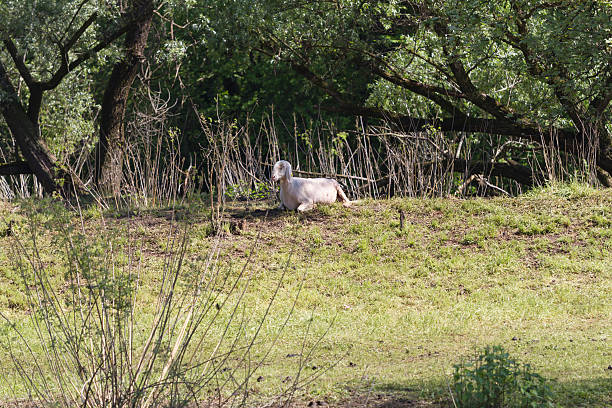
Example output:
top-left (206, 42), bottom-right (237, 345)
top-left (0, 183), bottom-right (611, 407)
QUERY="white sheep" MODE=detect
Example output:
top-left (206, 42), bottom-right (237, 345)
top-left (270, 160), bottom-right (352, 212)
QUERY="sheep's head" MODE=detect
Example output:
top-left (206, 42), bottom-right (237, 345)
top-left (271, 160), bottom-right (291, 182)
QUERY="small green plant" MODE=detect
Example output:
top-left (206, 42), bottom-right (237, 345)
top-left (225, 181), bottom-right (274, 201)
top-left (452, 345), bottom-right (555, 407)
top-left (460, 232), bottom-right (480, 245)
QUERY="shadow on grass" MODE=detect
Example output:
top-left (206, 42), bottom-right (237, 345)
top-left (339, 375), bottom-right (612, 408)
top-left (334, 394), bottom-right (436, 408)
top-left (554, 377), bottom-right (612, 408)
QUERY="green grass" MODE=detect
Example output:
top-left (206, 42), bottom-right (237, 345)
top-left (0, 186), bottom-right (611, 406)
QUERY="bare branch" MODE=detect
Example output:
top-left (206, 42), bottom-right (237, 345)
top-left (319, 101), bottom-right (577, 142)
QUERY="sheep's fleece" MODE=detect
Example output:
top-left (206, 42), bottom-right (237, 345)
top-left (271, 160), bottom-right (351, 212)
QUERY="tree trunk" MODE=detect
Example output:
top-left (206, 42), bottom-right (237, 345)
top-left (596, 129), bottom-right (612, 187)
top-left (0, 59), bottom-right (60, 194)
top-left (95, 1), bottom-right (153, 195)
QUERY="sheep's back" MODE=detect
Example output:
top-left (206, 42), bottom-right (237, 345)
top-left (289, 177), bottom-right (339, 204)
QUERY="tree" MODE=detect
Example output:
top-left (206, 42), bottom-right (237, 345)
top-left (252, 0), bottom-right (612, 187)
top-left (0, 0), bottom-right (144, 195)
top-left (95, 0), bottom-right (154, 195)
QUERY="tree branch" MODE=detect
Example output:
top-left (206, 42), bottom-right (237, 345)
top-left (61, 0), bottom-right (92, 44)
top-left (64, 12), bottom-right (99, 54)
top-left (0, 161), bottom-right (32, 176)
top-left (320, 101), bottom-right (577, 141)
top-left (366, 57), bottom-right (466, 116)
top-left (283, 48), bottom-right (579, 156)
top-left (41, 19), bottom-right (130, 91)
top-left (445, 54), bottom-right (525, 123)
top-left (3, 10), bottom-right (135, 123)
top-left (26, 84), bottom-right (43, 123)
top-left (507, 3), bottom-right (587, 131)
top-left (289, 62), bottom-right (348, 103)
top-left (285, 51), bottom-right (470, 124)
top-left (3, 38), bottom-right (35, 88)
top-left (425, 14), bottom-right (535, 130)
top-left (3, 39), bottom-right (44, 122)
top-left (360, 155), bottom-right (539, 189)
top-left (4, 12), bottom-right (99, 93)
top-left (448, 156), bottom-right (537, 187)
top-left (588, 64), bottom-right (612, 119)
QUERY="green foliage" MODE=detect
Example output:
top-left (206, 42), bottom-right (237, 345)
top-left (452, 345), bottom-right (556, 408)
top-left (147, 0), bottom-right (356, 149)
top-left (225, 181), bottom-right (274, 200)
top-left (0, 0), bottom-right (121, 164)
top-left (38, 75), bottom-right (99, 159)
top-left (0, 0), bottom-right (119, 72)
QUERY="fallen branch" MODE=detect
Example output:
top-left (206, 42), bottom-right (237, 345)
top-left (455, 174), bottom-right (479, 196)
top-left (479, 176), bottom-right (511, 196)
top-left (260, 162), bottom-right (371, 182)
top-left (450, 157), bottom-right (536, 186)
top-left (455, 174), bottom-right (510, 196)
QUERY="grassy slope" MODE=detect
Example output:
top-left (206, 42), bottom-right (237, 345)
top-left (0, 183), bottom-right (611, 406)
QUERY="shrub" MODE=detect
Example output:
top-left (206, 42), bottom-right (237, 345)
top-left (452, 345), bottom-right (555, 407)
top-left (0, 199), bottom-right (295, 407)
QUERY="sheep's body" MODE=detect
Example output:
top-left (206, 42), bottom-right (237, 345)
top-left (271, 160), bottom-right (351, 212)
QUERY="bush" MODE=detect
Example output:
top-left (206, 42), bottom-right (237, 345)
top-left (452, 345), bottom-right (555, 407)
top-left (0, 199), bottom-right (294, 407)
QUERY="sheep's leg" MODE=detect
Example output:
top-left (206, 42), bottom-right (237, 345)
top-left (297, 202), bottom-right (315, 212)
top-left (336, 185), bottom-right (352, 207)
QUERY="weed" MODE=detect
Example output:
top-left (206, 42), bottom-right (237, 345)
top-left (452, 345), bottom-right (555, 408)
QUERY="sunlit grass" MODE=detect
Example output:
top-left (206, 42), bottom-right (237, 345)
top-left (0, 184), bottom-right (610, 406)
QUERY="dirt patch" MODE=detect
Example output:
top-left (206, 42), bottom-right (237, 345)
top-left (286, 393), bottom-right (439, 408)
